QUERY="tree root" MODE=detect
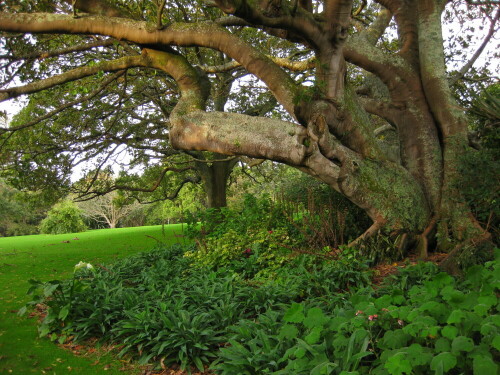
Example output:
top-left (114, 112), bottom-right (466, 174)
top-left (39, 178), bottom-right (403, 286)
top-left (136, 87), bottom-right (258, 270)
top-left (348, 217), bottom-right (386, 248)
top-left (439, 232), bottom-right (493, 276)
top-left (415, 217), bottom-right (437, 259)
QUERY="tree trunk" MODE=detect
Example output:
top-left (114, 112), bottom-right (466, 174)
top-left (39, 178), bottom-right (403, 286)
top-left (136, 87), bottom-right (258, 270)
top-left (195, 155), bottom-right (237, 209)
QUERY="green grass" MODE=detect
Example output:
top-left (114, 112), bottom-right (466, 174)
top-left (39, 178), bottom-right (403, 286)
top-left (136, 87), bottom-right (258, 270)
top-left (0, 224), bottom-right (187, 374)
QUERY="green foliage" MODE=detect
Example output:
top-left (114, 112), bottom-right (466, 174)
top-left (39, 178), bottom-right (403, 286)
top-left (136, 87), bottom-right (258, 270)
top-left (468, 83), bottom-right (500, 150)
top-left (277, 172), bottom-right (370, 244)
top-left (39, 200), bottom-right (87, 234)
top-left (214, 253), bottom-right (500, 374)
top-left (20, 242), bottom-right (374, 372)
top-left (458, 148), bottom-right (499, 243)
top-left (0, 179), bottom-right (49, 236)
top-left (18, 224), bottom-right (499, 375)
top-left (185, 194), bottom-right (301, 276)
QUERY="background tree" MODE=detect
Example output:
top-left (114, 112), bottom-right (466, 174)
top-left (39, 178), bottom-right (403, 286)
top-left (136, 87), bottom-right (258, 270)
top-left (0, 0), bottom-right (498, 271)
top-left (76, 190), bottom-right (141, 229)
top-left (39, 199), bottom-right (87, 235)
top-left (0, 179), bottom-right (52, 236)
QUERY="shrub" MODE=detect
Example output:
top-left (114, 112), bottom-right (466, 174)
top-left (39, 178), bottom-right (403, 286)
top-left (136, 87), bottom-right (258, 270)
top-left (214, 253), bottom-right (500, 374)
top-left (39, 200), bottom-right (87, 234)
top-left (20, 241), bottom-right (499, 374)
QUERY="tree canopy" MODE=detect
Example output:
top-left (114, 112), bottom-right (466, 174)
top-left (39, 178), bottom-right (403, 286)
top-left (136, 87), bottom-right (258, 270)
top-left (0, 0), bottom-right (498, 270)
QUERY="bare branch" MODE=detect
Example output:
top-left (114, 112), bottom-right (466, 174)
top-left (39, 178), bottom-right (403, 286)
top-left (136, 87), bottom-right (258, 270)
top-left (449, 8), bottom-right (500, 86)
top-left (74, 165), bottom-right (198, 201)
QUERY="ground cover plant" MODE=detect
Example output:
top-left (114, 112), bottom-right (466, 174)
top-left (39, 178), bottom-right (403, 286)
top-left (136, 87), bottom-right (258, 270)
top-left (0, 224), bottom-right (186, 374)
top-left (19, 237), bottom-right (499, 374)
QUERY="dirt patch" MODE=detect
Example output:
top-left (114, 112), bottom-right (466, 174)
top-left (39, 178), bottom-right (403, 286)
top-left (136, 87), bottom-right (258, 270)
top-left (371, 252), bottom-right (448, 286)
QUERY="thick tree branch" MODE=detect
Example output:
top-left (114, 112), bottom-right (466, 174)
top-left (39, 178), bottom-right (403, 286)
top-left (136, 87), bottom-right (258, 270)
top-left (360, 8), bottom-right (392, 46)
top-left (170, 111), bottom-right (309, 166)
top-left (210, 0), bottom-right (323, 47)
top-left (344, 35), bottom-right (409, 90)
top-left (374, 0), bottom-right (401, 14)
top-left (202, 55), bottom-right (315, 73)
top-left (0, 13), bottom-right (299, 116)
top-left (359, 97), bottom-right (398, 125)
top-left (0, 55), bottom-right (149, 103)
top-left (324, 0), bottom-right (354, 35)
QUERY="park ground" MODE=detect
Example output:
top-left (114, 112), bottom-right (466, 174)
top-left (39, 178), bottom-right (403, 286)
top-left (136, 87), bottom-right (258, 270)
top-left (0, 225), bottom-right (186, 375)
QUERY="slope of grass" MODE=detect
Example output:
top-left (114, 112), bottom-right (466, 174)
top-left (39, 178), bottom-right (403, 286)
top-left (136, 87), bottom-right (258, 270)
top-left (0, 224), bottom-right (186, 374)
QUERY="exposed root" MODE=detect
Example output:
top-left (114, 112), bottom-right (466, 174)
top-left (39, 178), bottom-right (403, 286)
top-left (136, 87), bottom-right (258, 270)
top-left (348, 217), bottom-right (386, 248)
top-left (415, 217), bottom-right (437, 259)
top-left (395, 233), bottom-right (409, 255)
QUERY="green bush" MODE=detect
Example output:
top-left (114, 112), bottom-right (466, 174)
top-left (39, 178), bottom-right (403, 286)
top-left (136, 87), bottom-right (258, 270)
top-left (185, 194), bottom-right (302, 276)
top-left (39, 200), bottom-right (87, 234)
top-left (185, 227), bottom-right (297, 277)
top-left (20, 243), bottom-right (374, 372)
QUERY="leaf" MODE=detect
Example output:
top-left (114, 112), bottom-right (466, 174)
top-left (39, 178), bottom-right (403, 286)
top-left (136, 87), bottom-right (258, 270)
top-left (294, 347), bottom-right (306, 359)
top-left (477, 295), bottom-right (497, 308)
top-left (451, 336), bottom-right (474, 353)
top-left (434, 338), bottom-right (450, 353)
top-left (17, 306), bottom-right (27, 317)
top-left (58, 305), bottom-right (70, 321)
top-left (311, 361), bottom-right (338, 375)
top-left (278, 324), bottom-right (299, 340)
top-left (474, 304), bottom-right (490, 316)
top-left (492, 335), bottom-right (500, 351)
top-left (473, 355), bottom-right (498, 375)
top-left (382, 330), bottom-right (411, 350)
top-left (284, 303), bottom-right (305, 324)
top-left (38, 324), bottom-right (51, 338)
top-left (43, 283), bottom-right (59, 297)
top-left (446, 310), bottom-right (465, 324)
top-left (193, 356), bottom-right (204, 372)
top-left (406, 343), bottom-right (432, 366)
top-left (305, 326), bottom-right (323, 345)
top-left (375, 295), bottom-right (392, 309)
top-left (441, 325), bottom-right (458, 339)
top-left (430, 352), bottom-right (457, 373)
top-left (304, 307), bottom-right (328, 329)
top-left (384, 352), bottom-right (412, 375)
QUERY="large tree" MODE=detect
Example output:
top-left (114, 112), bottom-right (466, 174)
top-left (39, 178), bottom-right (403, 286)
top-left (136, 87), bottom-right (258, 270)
top-left (0, 0), bottom-right (497, 270)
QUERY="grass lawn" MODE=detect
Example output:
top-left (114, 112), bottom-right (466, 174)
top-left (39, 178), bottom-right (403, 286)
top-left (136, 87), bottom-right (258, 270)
top-left (0, 224), bottom-right (187, 374)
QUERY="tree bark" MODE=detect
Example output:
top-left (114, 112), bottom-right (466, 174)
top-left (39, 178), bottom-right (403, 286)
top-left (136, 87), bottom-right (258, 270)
top-left (195, 157), bottom-right (236, 209)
